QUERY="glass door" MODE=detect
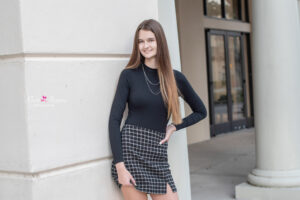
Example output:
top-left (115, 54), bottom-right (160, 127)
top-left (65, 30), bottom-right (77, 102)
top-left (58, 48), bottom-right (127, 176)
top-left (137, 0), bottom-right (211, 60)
top-left (206, 30), bottom-right (248, 136)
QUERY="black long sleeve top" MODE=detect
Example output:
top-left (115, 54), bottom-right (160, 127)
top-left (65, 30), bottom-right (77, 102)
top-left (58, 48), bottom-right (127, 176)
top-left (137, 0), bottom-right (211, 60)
top-left (109, 63), bottom-right (207, 164)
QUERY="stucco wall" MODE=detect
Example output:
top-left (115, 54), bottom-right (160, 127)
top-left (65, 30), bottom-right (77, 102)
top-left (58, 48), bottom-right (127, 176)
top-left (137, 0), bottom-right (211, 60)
top-left (0, 0), bottom-right (192, 199)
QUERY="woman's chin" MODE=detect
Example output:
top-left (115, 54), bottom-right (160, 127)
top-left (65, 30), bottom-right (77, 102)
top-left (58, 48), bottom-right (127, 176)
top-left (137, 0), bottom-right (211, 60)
top-left (143, 54), bottom-right (156, 59)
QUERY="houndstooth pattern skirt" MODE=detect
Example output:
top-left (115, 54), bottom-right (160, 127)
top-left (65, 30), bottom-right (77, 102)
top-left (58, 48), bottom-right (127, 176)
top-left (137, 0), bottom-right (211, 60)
top-left (111, 123), bottom-right (177, 194)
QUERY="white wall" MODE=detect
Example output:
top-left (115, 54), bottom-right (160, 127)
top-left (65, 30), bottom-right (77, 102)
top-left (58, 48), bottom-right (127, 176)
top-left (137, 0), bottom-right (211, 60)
top-left (0, 0), bottom-right (23, 54)
top-left (0, 0), bottom-right (191, 199)
top-left (0, 0), bottom-right (155, 199)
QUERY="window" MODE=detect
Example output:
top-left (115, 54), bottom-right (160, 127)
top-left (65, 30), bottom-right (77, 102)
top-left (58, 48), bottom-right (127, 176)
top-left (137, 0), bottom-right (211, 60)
top-left (204, 0), bottom-right (243, 21)
top-left (225, 0), bottom-right (240, 19)
top-left (206, 0), bottom-right (222, 18)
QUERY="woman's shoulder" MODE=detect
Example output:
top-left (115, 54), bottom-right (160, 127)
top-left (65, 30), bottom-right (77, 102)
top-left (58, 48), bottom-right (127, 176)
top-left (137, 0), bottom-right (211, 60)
top-left (120, 67), bottom-right (138, 76)
top-left (119, 67), bottom-right (139, 83)
top-left (173, 69), bottom-right (187, 83)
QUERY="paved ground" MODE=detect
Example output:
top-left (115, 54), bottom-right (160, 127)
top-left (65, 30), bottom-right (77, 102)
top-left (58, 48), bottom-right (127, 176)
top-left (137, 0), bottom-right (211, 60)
top-left (188, 128), bottom-right (255, 200)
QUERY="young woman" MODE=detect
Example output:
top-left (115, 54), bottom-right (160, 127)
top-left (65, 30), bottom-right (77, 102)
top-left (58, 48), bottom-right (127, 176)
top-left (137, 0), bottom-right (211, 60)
top-left (109, 19), bottom-right (207, 200)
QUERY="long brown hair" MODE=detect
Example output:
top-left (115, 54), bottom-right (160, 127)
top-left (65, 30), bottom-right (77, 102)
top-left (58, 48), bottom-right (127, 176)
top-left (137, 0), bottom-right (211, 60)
top-left (125, 19), bottom-right (182, 125)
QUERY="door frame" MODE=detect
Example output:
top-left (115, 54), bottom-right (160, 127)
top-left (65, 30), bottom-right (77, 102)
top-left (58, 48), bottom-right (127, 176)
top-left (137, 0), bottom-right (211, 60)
top-left (206, 29), bottom-right (249, 137)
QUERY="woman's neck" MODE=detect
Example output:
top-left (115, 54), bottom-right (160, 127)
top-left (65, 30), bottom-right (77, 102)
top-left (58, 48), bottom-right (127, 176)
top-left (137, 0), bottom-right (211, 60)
top-left (144, 58), bottom-right (158, 69)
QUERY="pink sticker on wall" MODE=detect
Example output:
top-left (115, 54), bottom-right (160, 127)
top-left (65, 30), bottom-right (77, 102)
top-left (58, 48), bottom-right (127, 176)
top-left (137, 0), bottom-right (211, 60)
top-left (41, 96), bottom-right (48, 103)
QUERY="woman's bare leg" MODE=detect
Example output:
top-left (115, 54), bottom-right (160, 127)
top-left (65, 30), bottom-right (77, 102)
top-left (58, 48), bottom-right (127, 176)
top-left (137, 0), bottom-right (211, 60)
top-left (150, 183), bottom-right (179, 200)
top-left (121, 185), bottom-right (148, 200)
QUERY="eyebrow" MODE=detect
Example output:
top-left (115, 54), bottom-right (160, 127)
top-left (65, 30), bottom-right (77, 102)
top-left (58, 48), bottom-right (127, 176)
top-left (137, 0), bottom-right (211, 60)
top-left (138, 37), bottom-right (155, 41)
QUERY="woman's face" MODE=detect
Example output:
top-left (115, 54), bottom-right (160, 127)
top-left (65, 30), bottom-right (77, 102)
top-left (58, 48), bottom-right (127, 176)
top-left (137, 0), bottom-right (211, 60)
top-left (138, 29), bottom-right (157, 60)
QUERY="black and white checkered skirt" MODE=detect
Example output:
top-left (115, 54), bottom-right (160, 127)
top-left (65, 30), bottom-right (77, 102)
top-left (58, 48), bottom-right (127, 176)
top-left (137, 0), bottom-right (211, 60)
top-left (111, 123), bottom-right (177, 194)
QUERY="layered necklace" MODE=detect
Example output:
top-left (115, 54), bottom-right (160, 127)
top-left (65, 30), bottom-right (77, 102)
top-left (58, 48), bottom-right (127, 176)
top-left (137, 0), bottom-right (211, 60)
top-left (142, 63), bottom-right (161, 95)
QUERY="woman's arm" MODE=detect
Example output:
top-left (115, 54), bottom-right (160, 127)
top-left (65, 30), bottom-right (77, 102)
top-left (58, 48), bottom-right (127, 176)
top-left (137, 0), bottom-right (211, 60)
top-left (108, 69), bottom-right (130, 164)
top-left (172, 70), bottom-right (207, 131)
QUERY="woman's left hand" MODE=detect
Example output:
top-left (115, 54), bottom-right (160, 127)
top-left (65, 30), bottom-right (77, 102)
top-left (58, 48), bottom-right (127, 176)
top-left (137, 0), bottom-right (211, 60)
top-left (159, 124), bottom-right (176, 145)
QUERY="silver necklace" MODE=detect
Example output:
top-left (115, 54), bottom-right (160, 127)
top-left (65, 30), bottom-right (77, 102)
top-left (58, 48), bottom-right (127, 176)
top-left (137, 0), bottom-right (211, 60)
top-left (142, 64), bottom-right (160, 85)
top-left (142, 64), bottom-right (161, 95)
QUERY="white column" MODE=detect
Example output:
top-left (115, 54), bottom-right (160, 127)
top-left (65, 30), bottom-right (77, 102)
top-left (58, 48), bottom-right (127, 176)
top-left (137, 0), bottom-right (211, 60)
top-left (298, 0), bottom-right (300, 23)
top-left (158, 0), bottom-right (192, 200)
top-left (235, 0), bottom-right (300, 199)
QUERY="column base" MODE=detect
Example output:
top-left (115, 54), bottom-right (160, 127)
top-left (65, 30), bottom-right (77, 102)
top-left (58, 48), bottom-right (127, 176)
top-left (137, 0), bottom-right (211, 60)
top-left (248, 168), bottom-right (300, 187)
top-left (235, 182), bottom-right (300, 200)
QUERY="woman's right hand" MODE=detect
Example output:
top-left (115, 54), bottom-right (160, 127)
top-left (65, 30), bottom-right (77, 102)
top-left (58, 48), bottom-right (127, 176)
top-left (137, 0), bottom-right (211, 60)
top-left (115, 162), bottom-right (137, 186)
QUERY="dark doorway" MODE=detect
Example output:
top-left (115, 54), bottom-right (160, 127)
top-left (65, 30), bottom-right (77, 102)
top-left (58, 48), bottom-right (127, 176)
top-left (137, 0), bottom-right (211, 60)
top-left (206, 29), bottom-right (251, 137)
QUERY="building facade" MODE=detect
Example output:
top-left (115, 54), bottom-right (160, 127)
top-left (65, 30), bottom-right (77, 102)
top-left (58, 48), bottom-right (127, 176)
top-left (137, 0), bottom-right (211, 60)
top-left (0, 0), bottom-right (299, 199)
top-left (176, 0), bottom-right (253, 144)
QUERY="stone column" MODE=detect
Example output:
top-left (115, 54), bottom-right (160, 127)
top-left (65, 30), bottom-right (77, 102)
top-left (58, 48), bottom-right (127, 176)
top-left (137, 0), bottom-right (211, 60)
top-left (158, 0), bottom-right (192, 199)
top-left (298, 0), bottom-right (300, 23)
top-left (235, 0), bottom-right (300, 199)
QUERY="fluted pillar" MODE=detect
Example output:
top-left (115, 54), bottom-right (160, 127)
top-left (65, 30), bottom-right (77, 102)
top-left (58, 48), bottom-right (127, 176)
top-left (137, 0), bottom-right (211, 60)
top-left (235, 0), bottom-right (300, 199)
